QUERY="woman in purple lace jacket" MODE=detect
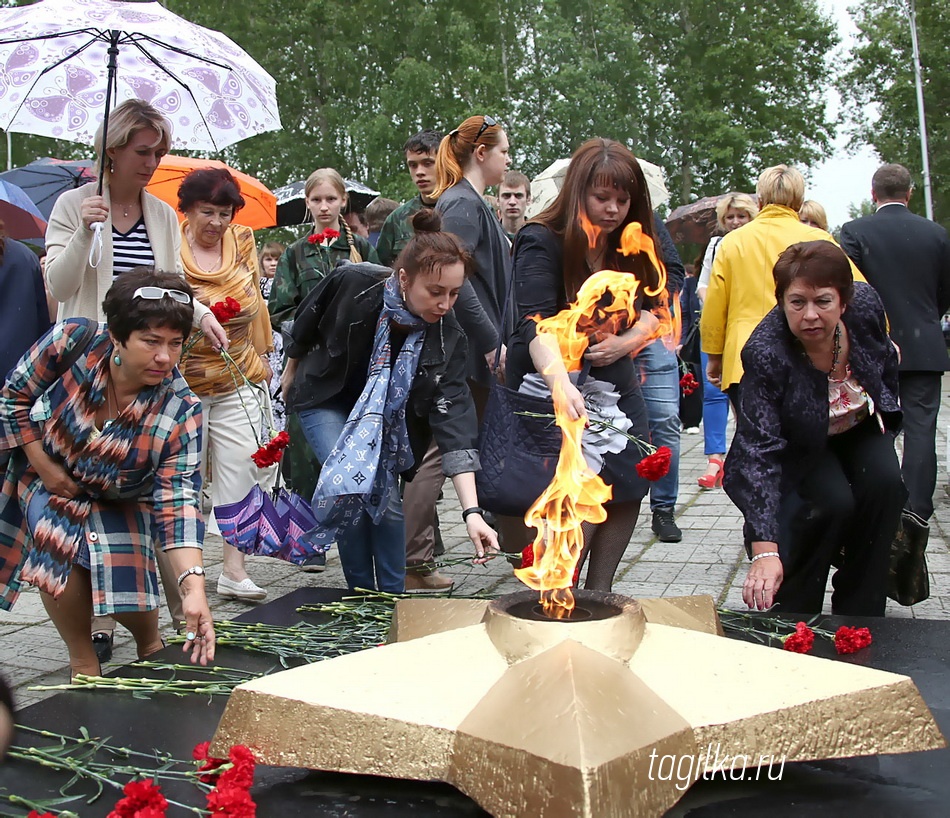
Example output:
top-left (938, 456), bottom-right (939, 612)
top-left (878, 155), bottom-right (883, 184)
top-left (724, 241), bottom-right (903, 617)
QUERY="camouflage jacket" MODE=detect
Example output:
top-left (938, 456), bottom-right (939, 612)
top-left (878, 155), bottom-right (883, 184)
top-left (376, 194), bottom-right (428, 267)
top-left (267, 230), bottom-right (379, 330)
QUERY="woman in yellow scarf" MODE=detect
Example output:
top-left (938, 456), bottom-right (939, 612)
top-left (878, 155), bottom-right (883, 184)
top-left (178, 168), bottom-right (273, 602)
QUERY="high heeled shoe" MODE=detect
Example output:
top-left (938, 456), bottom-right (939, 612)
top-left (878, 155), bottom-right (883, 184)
top-left (697, 457), bottom-right (724, 489)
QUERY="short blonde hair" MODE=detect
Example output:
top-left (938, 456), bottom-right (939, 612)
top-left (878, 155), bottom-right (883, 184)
top-left (756, 165), bottom-right (805, 210)
top-left (94, 99), bottom-right (172, 180)
top-left (798, 200), bottom-right (829, 231)
top-left (715, 193), bottom-right (759, 229)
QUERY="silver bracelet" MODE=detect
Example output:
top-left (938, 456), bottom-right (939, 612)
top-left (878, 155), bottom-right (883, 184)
top-left (177, 565), bottom-right (206, 586)
top-left (751, 551), bottom-right (781, 563)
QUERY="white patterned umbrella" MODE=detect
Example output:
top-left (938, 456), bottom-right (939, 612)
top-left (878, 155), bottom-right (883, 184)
top-left (0, 0), bottom-right (281, 157)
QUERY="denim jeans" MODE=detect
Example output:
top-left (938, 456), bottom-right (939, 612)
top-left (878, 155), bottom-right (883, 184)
top-left (637, 340), bottom-right (681, 510)
top-left (297, 404), bottom-right (406, 593)
top-left (700, 350), bottom-right (730, 455)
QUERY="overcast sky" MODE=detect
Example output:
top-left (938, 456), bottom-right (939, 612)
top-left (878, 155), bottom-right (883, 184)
top-left (806, 0), bottom-right (881, 228)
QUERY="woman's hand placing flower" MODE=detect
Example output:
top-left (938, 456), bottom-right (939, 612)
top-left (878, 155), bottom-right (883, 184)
top-left (466, 514), bottom-right (500, 564)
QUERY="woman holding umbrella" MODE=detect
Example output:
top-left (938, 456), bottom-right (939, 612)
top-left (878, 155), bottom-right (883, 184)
top-left (43, 98), bottom-right (227, 658)
top-left (44, 99), bottom-right (226, 347)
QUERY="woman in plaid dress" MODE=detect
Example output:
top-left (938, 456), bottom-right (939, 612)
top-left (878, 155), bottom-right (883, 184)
top-left (0, 269), bottom-right (215, 679)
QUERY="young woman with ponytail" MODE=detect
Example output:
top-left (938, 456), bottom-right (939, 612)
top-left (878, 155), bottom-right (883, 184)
top-left (267, 169), bottom-right (378, 510)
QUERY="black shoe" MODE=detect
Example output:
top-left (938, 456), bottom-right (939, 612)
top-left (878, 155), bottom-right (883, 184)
top-left (92, 631), bottom-right (114, 664)
top-left (652, 509), bottom-right (682, 543)
top-left (299, 551), bottom-right (327, 573)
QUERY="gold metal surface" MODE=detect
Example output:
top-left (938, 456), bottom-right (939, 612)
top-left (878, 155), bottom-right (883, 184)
top-left (213, 593), bottom-right (946, 817)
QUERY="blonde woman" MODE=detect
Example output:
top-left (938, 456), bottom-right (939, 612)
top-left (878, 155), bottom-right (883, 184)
top-left (267, 170), bottom-right (378, 551)
top-left (799, 199), bottom-right (829, 232)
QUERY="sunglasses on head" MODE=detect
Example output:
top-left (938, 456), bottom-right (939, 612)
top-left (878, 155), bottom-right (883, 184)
top-left (473, 114), bottom-right (497, 144)
top-left (132, 286), bottom-right (192, 305)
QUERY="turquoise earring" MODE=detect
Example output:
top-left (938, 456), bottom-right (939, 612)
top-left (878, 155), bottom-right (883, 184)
top-left (113, 354), bottom-right (122, 366)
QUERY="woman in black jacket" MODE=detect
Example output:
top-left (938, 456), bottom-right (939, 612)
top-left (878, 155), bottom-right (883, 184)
top-left (726, 241), bottom-right (903, 616)
top-left (281, 210), bottom-right (499, 592)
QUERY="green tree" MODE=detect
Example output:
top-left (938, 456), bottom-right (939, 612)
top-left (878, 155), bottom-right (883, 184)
top-left (839, 0), bottom-right (950, 228)
top-left (628, 0), bottom-right (839, 205)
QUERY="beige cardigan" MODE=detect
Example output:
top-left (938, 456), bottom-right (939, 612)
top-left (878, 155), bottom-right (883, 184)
top-left (45, 182), bottom-right (210, 327)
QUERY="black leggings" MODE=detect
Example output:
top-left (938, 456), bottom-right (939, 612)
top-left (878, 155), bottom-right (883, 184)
top-left (774, 418), bottom-right (905, 616)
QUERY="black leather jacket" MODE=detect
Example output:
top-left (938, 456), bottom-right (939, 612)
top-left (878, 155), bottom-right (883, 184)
top-left (285, 262), bottom-right (479, 478)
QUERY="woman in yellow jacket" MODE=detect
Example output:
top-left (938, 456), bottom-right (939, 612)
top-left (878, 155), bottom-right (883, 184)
top-left (701, 164), bottom-right (864, 406)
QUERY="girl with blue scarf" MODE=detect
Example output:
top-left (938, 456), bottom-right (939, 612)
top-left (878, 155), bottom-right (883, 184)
top-left (282, 209), bottom-right (499, 592)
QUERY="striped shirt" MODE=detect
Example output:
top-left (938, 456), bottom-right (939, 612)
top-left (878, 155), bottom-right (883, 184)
top-left (112, 217), bottom-right (154, 278)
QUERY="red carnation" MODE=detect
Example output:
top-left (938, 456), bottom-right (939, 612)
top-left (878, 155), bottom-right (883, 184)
top-left (519, 544), bottom-right (534, 569)
top-left (210, 298), bottom-right (241, 323)
top-left (307, 232), bottom-right (320, 244)
top-left (218, 744), bottom-right (257, 790)
top-left (193, 741), bottom-right (228, 783)
top-left (27, 813), bottom-right (57, 818)
top-left (635, 446), bottom-right (672, 481)
top-left (782, 621), bottom-right (815, 654)
top-left (834, 625), bottom-right (873, 655)
top-left (323, 228), bottom-right (340, 241)
top-left (251, 431), bottom-right (292, 468)
top-left (679, 372), bottom-right (699, 396)
top-left (107, 778), bottom-right (168, 817)
top-left (206, 783), bottom-right (256, 817)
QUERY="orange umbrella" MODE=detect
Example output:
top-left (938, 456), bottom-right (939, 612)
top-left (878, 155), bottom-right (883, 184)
top-left (146, 156), bottom-right (277, 230)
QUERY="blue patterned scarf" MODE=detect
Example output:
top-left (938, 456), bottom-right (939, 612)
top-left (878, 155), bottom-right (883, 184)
top-left (307, 274), bottom-right (427, 548)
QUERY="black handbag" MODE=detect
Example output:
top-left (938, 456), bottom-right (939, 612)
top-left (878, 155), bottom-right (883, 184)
top-left (888, 510), bottom-right (930, 606)
top-left (475, 378), bottom-right (561, 516)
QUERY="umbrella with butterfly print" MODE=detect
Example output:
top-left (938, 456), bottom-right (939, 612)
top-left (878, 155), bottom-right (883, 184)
top-left (0, 0), bottom-right (280, 191)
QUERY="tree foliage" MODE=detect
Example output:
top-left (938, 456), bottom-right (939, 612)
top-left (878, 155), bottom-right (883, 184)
top-left (1, 0), bottom-right (840, 211)
top-left (840, 0), bottom-right (950, 227)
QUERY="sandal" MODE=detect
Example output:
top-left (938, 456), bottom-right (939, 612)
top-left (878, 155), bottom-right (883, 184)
top-left (698, 457), bottom-right (725, 489)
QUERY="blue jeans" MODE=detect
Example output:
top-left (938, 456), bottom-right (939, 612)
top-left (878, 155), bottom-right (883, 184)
top-left (700, 350), bottom-right (730, 455)
top-left (297, 405), bottom-right (406, 593)
top-left (637, 341), bottom-right (681, 511)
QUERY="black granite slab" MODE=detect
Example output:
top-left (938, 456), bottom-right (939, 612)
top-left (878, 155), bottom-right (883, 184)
top-left (1, 591), bottom-right (946, 817)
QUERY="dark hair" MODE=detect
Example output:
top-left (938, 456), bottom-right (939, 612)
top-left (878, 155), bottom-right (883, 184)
top-left (365, 197), bottom-right (399, 232)
top-left (394, 209), bottom-right (472, 282)
top-left (773, 241), bottom-right (854, 305)
top-left (871, 163), bottom-right (912, 201)
top-left (177, 168), bottom-right (245, 214)
top-left (434, 115), bottom-right (504, 197)
top-left (532, 138), bottom-right (661, 300)
top-left (103, 267), bottom-right (195, 343)
top-left (404, 129), bottom-right (443, 155)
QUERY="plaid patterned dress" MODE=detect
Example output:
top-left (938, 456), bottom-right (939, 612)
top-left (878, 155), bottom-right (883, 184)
top-left (0, 321), bottom-right (204, 614)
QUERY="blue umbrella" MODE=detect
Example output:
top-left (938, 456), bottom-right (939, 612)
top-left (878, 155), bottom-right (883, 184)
top-left (0, 179), bottom-right (47, 240)
top-left (0, 159), bottom-right (96, 220)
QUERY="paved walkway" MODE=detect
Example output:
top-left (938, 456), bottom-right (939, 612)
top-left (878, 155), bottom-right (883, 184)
top-left (4, 377), bottom-right (950, 708)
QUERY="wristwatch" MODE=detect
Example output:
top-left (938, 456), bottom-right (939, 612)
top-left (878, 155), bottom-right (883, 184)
top-left (177, 565), bottom-right (206, 586)
top-left (461, 506), bottom-right (484, 522)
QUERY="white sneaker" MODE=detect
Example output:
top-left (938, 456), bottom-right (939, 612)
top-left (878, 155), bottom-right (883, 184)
top-left (216, 574), bottom-right (267, 601)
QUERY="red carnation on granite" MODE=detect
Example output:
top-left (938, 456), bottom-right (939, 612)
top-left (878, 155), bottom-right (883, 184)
top-left (782, 621), bottom-right (815, 654)
top-left (834, 625), bottom-right (873, 655)
top-left (107, 778), bottom-right (168, 817)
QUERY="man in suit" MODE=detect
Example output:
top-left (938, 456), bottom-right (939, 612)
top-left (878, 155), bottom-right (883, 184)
top-left (840, 163), bottom-right (950, 524)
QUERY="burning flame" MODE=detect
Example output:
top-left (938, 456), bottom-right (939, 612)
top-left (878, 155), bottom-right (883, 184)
top-left (514, 220), bottom-right (674, 618)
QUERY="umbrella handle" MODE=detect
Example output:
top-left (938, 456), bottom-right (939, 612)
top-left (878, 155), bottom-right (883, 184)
top-left (88, 222), bottom-right (104, 269)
